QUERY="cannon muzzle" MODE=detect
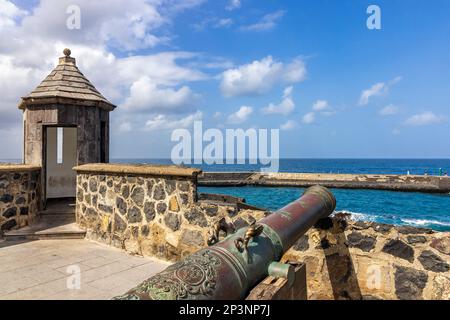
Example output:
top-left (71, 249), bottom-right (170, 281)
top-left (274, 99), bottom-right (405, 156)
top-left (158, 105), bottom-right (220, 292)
top-left (115, 185), bottom-right (336, 300)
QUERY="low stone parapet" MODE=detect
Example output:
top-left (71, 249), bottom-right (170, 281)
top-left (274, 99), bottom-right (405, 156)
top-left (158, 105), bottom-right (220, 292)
top-left (283, 214), bottom-right (450, 300)
top-left (73, 163), bottom-right (266, 262)
top-left (0, 164), bottom-right (42, 234)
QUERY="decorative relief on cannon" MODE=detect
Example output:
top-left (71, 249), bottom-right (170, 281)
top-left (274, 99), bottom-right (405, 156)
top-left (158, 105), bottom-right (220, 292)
top-left (115, 185), bottom-right (336, 300)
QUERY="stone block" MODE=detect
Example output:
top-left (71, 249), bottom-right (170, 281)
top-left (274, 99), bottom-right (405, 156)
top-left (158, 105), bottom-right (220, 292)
top-left (418, 250), bottom-right (449, 273)
top-left (382, 239), bottom-right (414, 263)
top-left (169, 196), bottom-right (179, 212)
top-left (394, 266), bottom-right (428, 300)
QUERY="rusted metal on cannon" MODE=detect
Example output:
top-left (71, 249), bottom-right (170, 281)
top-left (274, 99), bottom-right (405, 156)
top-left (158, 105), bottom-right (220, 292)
top-left (115, 185), bottom-right (336, 300)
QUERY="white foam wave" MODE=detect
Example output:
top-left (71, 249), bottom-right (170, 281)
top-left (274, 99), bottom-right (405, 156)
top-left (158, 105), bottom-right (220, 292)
top-left (334, 210), bottom-right (379, 222)
top-left (401, 218), bottom-right (450, 227)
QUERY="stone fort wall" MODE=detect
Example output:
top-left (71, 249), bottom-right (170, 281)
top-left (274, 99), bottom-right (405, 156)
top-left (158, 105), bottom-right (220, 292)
top-left (0, 165), bottom-right (42, 234)
top-left (74, 164), bottom-right (265, 262)
top-left (73, 163), bottom-right (450, 300)
top-left (282, 215), bottom-right (450, 300)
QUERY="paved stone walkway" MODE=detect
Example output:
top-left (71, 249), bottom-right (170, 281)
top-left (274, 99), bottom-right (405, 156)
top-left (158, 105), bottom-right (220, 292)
top-left (0, 239), bottom-right (170, 300)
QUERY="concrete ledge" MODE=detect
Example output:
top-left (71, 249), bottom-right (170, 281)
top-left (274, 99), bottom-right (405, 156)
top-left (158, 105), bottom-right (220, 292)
top-left (198, 171), bottom-right (450, 193)
top-left (0, 164), bottom-right (41, 172)
top-left (73, 163), bottom-right (202, 178)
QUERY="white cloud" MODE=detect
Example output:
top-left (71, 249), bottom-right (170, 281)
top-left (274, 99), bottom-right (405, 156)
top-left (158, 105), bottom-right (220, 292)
top-left (220, 56), bottom-right (306, 97)
top-left (122, 76), bottom-right (200, 113)
top-left (280, 120), bottom-right (297, 131)
top-left (118, 122), bottom-right (132, 132)
top-left (227, 106), bottom-right (253, 124)
top-left (214, 18), bottom-right (233, 28)
top-left (0, 0), bottom-right (27, 29)
top-left (0, 0), bottom-right (209, 143)
top-left (302, 112), bottom-right (315, 124)
top-left (358, 76), bottom-right (402, 106)
top-left (380, 104), bottom-right (399, 116)
top-left (226, 0), bottom-right (241, 11)
top-left (262, 86), bottom-right (295, 116)
top-left (241, 10), bottom-right (285, 32)
top-left (144, 111), bottom-right (203, 131)
top-left (358, 82), bottom-right (386, 106)
top-left (404, 112), bottom-right (446, 126)
top-left (312, 100), bottom-right (329, 111)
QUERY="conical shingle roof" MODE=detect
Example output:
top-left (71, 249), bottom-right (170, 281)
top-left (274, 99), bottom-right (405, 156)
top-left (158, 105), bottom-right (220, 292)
top-left (18, 48), bottom-right (116, 110)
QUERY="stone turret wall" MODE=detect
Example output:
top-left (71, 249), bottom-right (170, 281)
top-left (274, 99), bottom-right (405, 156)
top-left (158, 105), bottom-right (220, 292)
top-left (0, 165), bottom-right (42, 234)
top-left (282, 215), bottom-right (450, 300)
top-left (74, 164), bottom-right (265, 262)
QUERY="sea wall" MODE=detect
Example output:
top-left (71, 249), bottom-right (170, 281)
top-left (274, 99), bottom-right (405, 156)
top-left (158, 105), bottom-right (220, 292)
top-left (0, 164), bottom-right (42, 234)
top-left (74, 164), bottom-right (265, 262)
top-left (198, 172), bottom-right (450, 193)
top-left (283, 215), bottom-right (450, 300)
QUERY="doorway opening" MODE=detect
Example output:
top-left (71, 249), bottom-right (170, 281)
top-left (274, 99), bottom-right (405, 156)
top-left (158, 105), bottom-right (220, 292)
top-left (45, 126), bottom-right (77, 200)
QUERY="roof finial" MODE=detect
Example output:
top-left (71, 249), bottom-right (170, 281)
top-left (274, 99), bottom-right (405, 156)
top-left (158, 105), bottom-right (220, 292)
top-left (63, 48), bottom-right (71, 57)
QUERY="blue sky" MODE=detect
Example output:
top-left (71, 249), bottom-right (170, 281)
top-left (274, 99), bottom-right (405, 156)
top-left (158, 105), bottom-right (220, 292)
top-left (0, 0), bottom-right (449, 159)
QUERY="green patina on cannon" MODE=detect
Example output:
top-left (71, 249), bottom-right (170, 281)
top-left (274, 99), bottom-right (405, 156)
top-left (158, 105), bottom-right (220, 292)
top-left (114, 185), bottom-right (336, 300)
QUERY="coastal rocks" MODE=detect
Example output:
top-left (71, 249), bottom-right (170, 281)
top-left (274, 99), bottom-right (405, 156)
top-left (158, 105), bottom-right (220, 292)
top-left (371, 223), bottom-right (392, 233)
top-left (347, 231), bottom-right (376, 252)
top-left (394, 266), bottom-right (428, 300)
top-left (352, 221), bottom-right (371, 230)
top-left (283, 215), bottom-right (450, 300)
top-left (382, 239), bottom-right (414, 263)
top-left (397, 225), bottom-right (433, 235)
top-left (417, 250), bottom-right (449, 272)
top-left (430, 237), bottom-right (450, 255)
top-left (430, 275), bottom-right (450, 300)
top-left (407, 235), bottom-right (427, 244)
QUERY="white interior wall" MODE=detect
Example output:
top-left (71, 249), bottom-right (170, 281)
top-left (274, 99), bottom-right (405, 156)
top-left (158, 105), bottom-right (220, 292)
top-left (46, 127), bottom-right (77, 198)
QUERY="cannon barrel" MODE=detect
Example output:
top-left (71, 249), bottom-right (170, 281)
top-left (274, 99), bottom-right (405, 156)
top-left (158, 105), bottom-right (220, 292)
top-left (115, 185), bottom-right (336, 300)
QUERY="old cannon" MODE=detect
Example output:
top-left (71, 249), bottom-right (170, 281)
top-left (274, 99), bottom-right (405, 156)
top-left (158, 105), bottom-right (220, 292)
top-left (115, 185), bottom-right (336, 300)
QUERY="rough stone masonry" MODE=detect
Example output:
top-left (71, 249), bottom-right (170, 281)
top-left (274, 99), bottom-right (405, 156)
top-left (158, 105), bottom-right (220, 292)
top-left (0, 164), bottom-right (41, 234)
top-left (74, 163), bottom-right (265, 262)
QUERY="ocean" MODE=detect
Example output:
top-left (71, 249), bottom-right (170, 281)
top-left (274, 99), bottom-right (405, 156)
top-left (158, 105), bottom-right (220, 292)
top-left (122, 158), bottom-right (450, 231)
top-left (2, 158), bottom-right (450, 231)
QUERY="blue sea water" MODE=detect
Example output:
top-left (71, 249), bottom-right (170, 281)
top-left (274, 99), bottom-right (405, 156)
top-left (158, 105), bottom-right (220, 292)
top-left (199, 186), bottom-right (450, 232)
top-left (3, 158), bottom-right (450, 230)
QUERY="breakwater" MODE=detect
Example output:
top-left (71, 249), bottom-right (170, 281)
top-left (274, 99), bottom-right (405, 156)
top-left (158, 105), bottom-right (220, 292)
top-left (198, 172), bottom-right (450, 193)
